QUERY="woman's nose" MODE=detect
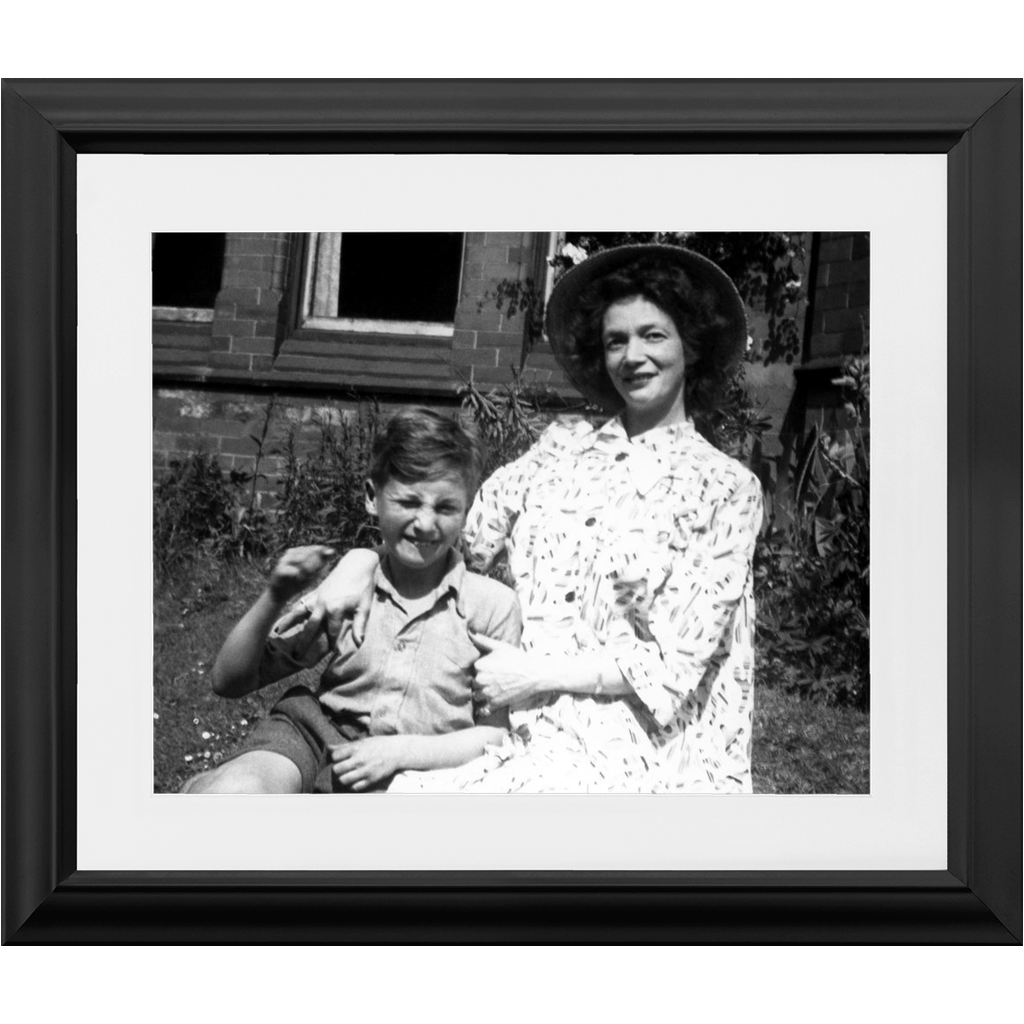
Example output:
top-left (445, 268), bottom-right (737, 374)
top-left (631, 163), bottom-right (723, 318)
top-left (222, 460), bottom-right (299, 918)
top-left (622, 336), bottom-right (645, 363)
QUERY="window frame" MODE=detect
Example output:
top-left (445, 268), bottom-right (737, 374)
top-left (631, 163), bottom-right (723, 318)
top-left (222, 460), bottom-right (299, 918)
top-left (299, 231), bottom-right (466, 338)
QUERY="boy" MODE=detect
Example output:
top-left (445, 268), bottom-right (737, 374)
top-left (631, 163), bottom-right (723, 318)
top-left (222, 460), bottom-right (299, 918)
top-left (185, 407), bottom-right (521, 794)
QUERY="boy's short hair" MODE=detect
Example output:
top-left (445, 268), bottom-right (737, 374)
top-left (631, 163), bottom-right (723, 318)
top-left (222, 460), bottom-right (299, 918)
top-left (369, 407), bottom-right (486, 499)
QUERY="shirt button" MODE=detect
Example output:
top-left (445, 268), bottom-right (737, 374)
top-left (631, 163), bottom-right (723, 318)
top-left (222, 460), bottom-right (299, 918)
top-left (395, 640), bottom-right (406, 651)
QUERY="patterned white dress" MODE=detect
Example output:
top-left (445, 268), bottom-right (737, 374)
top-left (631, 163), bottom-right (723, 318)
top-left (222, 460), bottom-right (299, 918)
top-left (389, 414), bottom-right (763, 793)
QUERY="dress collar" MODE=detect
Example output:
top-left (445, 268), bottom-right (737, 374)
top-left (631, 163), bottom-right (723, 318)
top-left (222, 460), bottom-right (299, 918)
top-left (584, 415), bottom-right (699, 495)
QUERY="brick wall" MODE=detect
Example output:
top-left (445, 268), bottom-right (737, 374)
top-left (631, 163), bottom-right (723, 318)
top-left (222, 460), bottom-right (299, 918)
top-left (153, 231), bottom-right (574, 399)
top-left (153, 231), bottom-right (586, 498)
top-left (451, 231), bottom-right (572, 396)
top-left (773, 230), bottom-right (870, 492)
top-left (805, 231), bottom-right (870, 362)
top-left (209, 233), bottom-right (294, 373)
top-left (153, 387), bottom-right (453, 501)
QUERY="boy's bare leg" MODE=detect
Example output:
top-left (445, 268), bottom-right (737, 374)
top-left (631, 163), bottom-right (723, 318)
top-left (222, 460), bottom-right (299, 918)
top-left (181, 751), bottom-right (303, 793)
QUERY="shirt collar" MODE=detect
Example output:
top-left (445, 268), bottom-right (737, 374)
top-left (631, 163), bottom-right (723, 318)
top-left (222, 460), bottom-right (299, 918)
top-left (375, 549), bottom-right (469, 617)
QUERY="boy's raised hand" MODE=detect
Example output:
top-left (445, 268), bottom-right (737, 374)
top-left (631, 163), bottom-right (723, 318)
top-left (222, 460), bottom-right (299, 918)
top-left (268, 545), bottom-right (336, 602)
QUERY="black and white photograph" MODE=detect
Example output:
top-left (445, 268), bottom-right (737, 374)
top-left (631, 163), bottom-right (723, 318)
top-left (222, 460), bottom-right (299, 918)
top-left (153, 230), bottom-right (870, 796)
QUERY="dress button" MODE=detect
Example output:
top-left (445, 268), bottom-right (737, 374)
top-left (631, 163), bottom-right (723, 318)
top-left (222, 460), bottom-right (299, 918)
top-left (615, 452), bottom-right (628, 461)
top-left (585, 517), bottom-right (596, 527)
top-left (565, 591), bottom-right (576, 602)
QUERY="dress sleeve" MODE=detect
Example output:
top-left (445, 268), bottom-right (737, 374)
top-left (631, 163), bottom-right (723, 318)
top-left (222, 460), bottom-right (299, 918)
top-left (257, 606), bottom-right (332, 689)
top-left (461, 421), bottom-right (568, 573)
top-left (604, 468), bottom-right (764, 727)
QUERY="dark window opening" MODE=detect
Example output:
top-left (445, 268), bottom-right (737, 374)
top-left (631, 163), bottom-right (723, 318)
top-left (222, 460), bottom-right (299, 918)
top-left (152, 233), bottom-right (226, 308)
top-left (336, 233), bottom-right (463, 323)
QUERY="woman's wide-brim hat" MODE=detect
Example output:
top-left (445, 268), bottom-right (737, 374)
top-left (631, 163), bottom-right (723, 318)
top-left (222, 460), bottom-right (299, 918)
top-left (543, 244), bottom-right (748, 411)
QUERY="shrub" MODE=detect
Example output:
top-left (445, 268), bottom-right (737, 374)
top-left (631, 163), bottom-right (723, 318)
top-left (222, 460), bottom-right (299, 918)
top-left (455, 366), bottom-right (546, 478)
top-left (154, 450), bottom-right (245, 578)
top-left (154, 401), bottom-right (383, 581)
top-left (275, 403), bottom-right (383, 555)
top-left (753, 357), bottom-right (870, 708)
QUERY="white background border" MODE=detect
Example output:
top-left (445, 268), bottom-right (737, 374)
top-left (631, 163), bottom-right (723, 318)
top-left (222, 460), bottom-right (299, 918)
top-left (77, 152), bottom-right (947, 872)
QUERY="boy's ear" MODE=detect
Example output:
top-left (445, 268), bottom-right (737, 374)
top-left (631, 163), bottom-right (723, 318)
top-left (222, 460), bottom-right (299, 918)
top-left (364, 479), bottom-right (378, 517)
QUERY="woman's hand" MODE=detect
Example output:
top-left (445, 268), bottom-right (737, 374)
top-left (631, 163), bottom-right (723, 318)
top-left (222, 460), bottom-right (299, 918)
top-left (329, 736), bottom-right (407, 792)
top-left (470, 634), bottom-right (548, 712)
top-left (471, 636), bottom-right (633, 711)
top-left (274, 548), bottom-right (380, 643)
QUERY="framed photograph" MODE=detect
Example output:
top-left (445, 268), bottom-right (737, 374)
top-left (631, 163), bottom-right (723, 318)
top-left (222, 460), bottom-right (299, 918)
top-left (3, 79), bottom-right (1020, 943)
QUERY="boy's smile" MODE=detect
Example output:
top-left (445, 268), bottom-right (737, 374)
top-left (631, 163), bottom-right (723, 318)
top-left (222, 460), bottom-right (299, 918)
top-left (365, 471), bottom-right (470, 593)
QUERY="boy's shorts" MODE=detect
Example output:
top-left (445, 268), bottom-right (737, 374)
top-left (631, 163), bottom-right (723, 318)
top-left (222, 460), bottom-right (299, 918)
top-left (224, 687), bottom-right (375, 793)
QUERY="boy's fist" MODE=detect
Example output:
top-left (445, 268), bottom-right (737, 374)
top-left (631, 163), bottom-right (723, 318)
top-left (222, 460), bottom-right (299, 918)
top-left (268, 545), bottom-right (336, 601)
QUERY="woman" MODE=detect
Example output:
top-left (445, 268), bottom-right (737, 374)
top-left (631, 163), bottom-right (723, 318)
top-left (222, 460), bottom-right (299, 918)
top-left (310, 244), bottom-right (763, 792)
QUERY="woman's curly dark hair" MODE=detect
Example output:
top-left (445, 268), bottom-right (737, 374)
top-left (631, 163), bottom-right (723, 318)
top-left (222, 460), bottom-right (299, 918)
top-left (566, 256), bottom-right (733, 414)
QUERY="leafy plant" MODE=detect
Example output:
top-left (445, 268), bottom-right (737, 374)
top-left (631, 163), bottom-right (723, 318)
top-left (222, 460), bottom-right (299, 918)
top-left (153, 448), bottom-right (239, 578)
top-left (754, 356), bottom-right (870, 708)
top-left (274, 402), bottom-right (383, 555)
top-left (154, 400), bottom-right (382, 582)
top-left (456, 365), bottom-right (547, 478)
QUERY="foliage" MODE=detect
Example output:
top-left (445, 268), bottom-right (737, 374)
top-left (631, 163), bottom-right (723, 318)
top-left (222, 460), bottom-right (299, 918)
top-left (753, 356), bottom-right (870, 708)
top-left (274, 402), bottom-right (383, 554)
top-left (153, 450), bottom-right (273, 578)
top-left (455, 365), bottom-right (547, 479)
top-left (153, 401), bottom-right (382, 582)
top-left (691, 365), bottom-right (774, 463)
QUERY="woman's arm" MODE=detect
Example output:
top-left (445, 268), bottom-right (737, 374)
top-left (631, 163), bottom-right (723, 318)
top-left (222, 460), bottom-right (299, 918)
top-left (607, 470), bottom-right (764, 727)
top-left (470, 635), bottom-right (632, 712)
top-left (278, 547), bottom-right (381, 644)
top-left (328, 725), bottom-right (508, 791)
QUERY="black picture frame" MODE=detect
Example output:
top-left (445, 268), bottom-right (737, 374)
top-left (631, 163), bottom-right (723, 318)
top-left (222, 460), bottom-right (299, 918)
top-left (2, 79), bottom-right (1020, 944)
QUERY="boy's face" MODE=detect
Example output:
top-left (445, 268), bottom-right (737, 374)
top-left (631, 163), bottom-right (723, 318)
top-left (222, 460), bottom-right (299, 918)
top-left (365, 470), bottom-right (470, 583)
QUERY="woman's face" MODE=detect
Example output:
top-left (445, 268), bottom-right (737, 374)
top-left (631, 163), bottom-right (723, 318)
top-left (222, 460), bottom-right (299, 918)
top-left (601, 295), bottom-right (688, 432)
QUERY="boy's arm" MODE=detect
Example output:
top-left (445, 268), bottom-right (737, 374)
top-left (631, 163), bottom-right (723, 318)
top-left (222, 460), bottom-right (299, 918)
top-left (210, 545), bottom-right (335, 699)
top-left (211, 588), bottom-right (291, 698)
top-left (329, 725), bottom-right (507, 791)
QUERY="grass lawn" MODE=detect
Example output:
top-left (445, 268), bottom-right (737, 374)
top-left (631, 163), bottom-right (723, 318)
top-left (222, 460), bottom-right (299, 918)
top-left (155, 561), bottom-right (869, 795)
